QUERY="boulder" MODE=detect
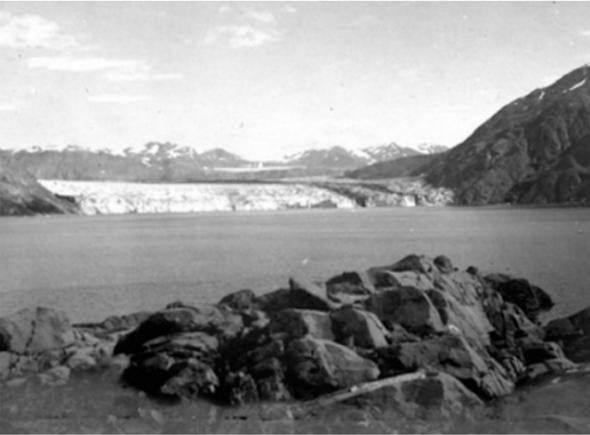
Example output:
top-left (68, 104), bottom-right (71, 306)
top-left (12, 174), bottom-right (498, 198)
top-left (434, 255), bottom-right (456, 274)
top-left (0, 307), bottom-right (74, 354)
top-left (325, 272), bottom-right (374, 305)
top-left (486, 299), bottom-right (544, 351)
top-left (218, 289), bottom-right (258, 311)
top-left (285, 337), bottom-right (380, 398)
top-left (545, 306), bottom-right (590, 362)
top-left (160, 359), bottom-right (219, 398)
top-left (121, 330), bottom-right (220, 398)
top-left (371, 333), bottom-right (514, 399)
top-left (256, 287), bottom-right (330, 313)
top-left (425, 286), bottom-right (493, 346)
top-left (311, 371), bottom-right (483, 420)
top-left (114, 306), bottom-right (242, 355)
top-left (521, 341), bottom-right (567, 365)
top-left (224, 371), bottom-right (260, 404)
top-left (330, 306), bottom-right (389, 348)
top-left (98, 311), bottom-right (152, 333)
top-left (66, 347), bottom-right (97, 371)
top-left (365, 287), bottom-right (445, 335)
top-left (366, 269), bottom-right (434, 291)
top-left (270, 309), bottom-right (334, 340)
top-left (389, 254), bottom-right (440, 275)
top-left (485, 274), bottom-right (554, 320)
top-left (523, 357), bottom-right (578, 383)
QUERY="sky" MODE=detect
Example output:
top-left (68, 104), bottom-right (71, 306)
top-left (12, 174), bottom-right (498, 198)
top-left (2, 2), bottom-right (590, 160)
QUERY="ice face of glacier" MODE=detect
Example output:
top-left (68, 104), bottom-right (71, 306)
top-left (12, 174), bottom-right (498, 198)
top-left (38, 180), bottom-right (359, 215)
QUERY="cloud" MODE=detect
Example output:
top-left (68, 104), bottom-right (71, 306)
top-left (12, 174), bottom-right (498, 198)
top-left (27, 56), bottom-right (141, 72)
top-left (0, 11), bottom-right (79, 50)
top-left (0, 102), bottom-right (17, 112)
top-left (218, 5), bottom-right (232, 14)
top-left (245, 10), bottom-right (276, 24)
top-left (284, 5), bottom-right (297, 14)
top-left (88, 94), bottom-right (152, 104)
top-left (104, 71), bottom-right (183, 82)
top-left (205, 6), bottom-right (283, 49)
top-left (581, 30), bottom-right (590, 37)
top-left (205, 25), bottom-right (279, 49)
top-left (26, 55), bottom-right (182, 81)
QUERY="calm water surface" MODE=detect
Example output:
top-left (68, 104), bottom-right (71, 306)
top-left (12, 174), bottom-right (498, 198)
top-left (1, 207), bottom-right (589, 322)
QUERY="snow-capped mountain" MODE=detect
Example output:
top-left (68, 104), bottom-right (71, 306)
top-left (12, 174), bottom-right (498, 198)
top-left (284, 143), bottom-right (421, 170)
top-left (2, 142), bottom-right (253, 182)
top-left (413, 143), bottom-right (449, 155)
top-left (2, 141), bottom-right (441, 182)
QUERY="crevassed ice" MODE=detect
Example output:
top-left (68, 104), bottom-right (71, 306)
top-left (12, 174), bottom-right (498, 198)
top-left (39, 180), bottom-right (358, 215)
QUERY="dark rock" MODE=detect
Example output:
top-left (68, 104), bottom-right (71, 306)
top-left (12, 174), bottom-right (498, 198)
top-left (256, 287), bottom-right (330, 313)
top-left (522, 341), bottom-right (567, 365)
top-left (269, 309), bottom-right (334, 340)
top-left (545, 306), bottom-right (590, 362)
top-left (523, 357), bottom-right (578, 383)
top-left (121, 331), bottom-right (220, 399)
top-left (389, 254), bottom-right (439, 275)
top-left (487, 301), bottom-right (544, 351)
top-left (218, 289), bottom-right (258, 311)
top-left (434, 255), bottom-right (456, 273)
top-left (257, 372), bottom-right (291, 402)
top-left (325, 272), bottom-right (374, 305)
top-left (285, 337), bottom-right (380, 398)
top-left (365, 286), bottom-right (445, 335)
top-left (367, 269), bottom-right (434, 291)
top-left (114, 306), bottom-right (242, 355)
top-left (484, 274), bottom-right (554, 320)
top-left (0, 307), bottom-right (74, 354)
top-left (239, 309), bottom-right (269, 330)
top-left (224, 371), bottom-right (260, 404)
top-left (330, 306), bottom-right (389, 348)
top-left (100, 311), bottom-right (152, 333)
top-left (372, 333), bottom-right (514, 399)
top-left (160, 359), bottom-right (219, 398)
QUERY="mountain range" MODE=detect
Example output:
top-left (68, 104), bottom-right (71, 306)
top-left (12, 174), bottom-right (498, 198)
top-left (0, 142), bottom-right (444, 182)
top-left (4, 64), bottom-right (590, 214)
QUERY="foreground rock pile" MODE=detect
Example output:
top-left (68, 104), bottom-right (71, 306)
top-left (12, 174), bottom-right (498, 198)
top-left (1, 254), bottom-right (589, 421)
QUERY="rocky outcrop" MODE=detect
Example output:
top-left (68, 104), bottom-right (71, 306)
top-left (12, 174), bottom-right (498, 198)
top-left (0, 254), bottom-right (584, 425)
top-left (0, 157), bottom-right (77, 216)
top-left (0, 307), bottom-right (131, 384)
top-left (545, 306), bottom-right (590, 363)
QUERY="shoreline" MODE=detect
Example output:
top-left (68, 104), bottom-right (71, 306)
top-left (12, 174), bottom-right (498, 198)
top-left (1, 254), bottom-right (589, 433)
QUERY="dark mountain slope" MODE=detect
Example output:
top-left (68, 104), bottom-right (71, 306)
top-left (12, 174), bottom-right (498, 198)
top-left (421, 65), bottom-right (590, 205)
top-left (345, 154), bottom-right (439, 179)
top-left (0, 157), bottom-right (77, 216)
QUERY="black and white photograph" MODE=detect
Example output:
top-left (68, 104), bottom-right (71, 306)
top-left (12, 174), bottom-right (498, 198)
top-left (0, 1), bottom-right (589, 433)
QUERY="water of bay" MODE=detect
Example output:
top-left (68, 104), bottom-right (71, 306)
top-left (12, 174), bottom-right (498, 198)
top-left (1, 206), bottom-right (589, 323)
